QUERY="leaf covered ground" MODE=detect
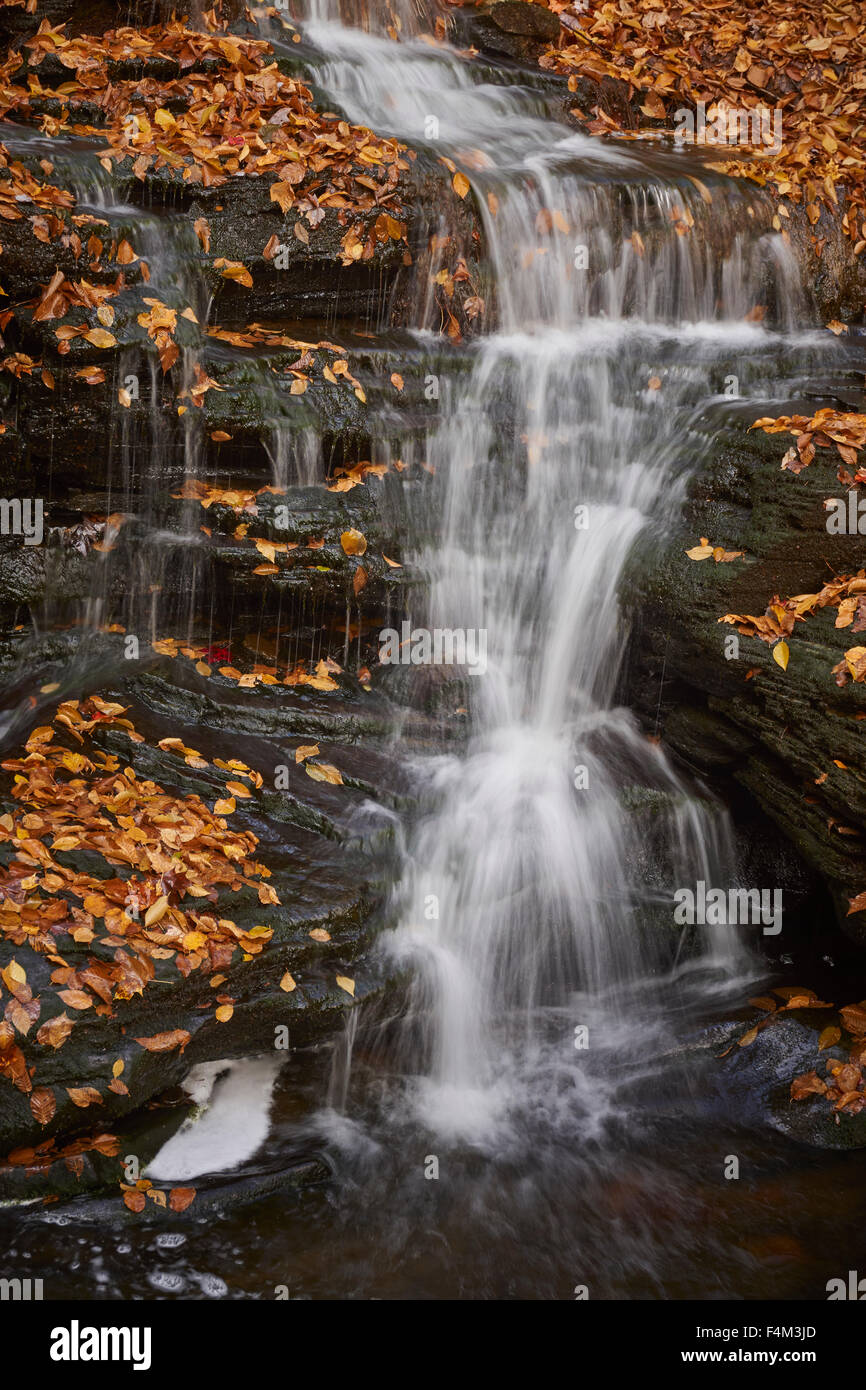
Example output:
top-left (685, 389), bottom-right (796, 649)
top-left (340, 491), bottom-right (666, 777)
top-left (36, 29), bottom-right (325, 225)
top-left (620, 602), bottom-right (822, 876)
top-left (535, 0), bottom-right (866, 250)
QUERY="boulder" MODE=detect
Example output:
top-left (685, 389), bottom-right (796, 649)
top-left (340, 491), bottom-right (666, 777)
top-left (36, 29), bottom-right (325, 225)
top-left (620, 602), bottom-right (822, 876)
top-left (625, 372), bottom-right (866, 943)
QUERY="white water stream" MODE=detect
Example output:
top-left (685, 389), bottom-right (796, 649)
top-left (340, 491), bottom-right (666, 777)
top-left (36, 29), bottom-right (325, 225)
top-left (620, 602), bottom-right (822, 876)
top-left (152, 6), bottom-right (811, 1175)
top-left (271, 10), bottom-right (808, 1142)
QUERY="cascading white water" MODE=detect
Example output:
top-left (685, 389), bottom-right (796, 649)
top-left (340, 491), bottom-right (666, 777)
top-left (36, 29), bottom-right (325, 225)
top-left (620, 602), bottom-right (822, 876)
top-left (285, 15), bottom-right (808, 1138)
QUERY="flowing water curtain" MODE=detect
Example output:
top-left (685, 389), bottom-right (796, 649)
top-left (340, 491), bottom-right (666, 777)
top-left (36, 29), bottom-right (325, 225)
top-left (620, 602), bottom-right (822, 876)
top-left (290, 16), bottom-right (818, 1126)
top-left (299, 0), bottom-right (430, 38)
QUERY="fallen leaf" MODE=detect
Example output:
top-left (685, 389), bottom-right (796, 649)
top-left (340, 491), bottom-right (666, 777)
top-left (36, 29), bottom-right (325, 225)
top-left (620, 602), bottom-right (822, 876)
top-left (29, 1087), bottom-right (56, 1126)
top-left (67, 1086), bottom-right (102, 1108)
top-left (305, 761), bottom-right (343, 785)
top-left (134, 1030), bottom-right (190, 1052)
top-left (340, 529), bottom-right (367, 556)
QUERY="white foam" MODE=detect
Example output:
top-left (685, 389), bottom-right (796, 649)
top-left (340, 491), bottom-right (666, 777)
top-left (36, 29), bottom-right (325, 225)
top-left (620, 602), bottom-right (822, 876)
top-left (145, 1057), bottom-right (283, 1182)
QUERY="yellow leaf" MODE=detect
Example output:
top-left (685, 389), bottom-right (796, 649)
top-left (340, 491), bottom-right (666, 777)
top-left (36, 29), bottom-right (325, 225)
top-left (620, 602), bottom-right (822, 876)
top-left (214, 797), bottom-right (236, 815)
top-left (83, 327), bottom-right (117, 349)
top-left (144, 895), bottom-right (169, 928)
top-left (269, 181), bottom-right (295, 215)
top-left (336, 975), bottom-right (356, 997)
top-left (295, 744), bottom-right (320, 763)
top-left (305, 762), bottom-right (343, 785)
top-left (1, 960), bottom-right (26, 991)
top-left (280, 972), bottom-right (296, 992)
top-left (215, 1004), bottom-right (233, 1022)
top-left (452, 171), bottom-right (470, 199)
top-left (773, 641), bottom-right (789, 671)
top-left (214, 259), bottom-right (253, 288)
top-left (340, 529), bottom-right (367, 556)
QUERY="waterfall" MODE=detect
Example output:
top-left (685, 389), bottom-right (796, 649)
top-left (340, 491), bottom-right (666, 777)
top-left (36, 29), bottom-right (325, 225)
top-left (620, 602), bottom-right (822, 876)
top-left (4, 1), bottom-right (862, 1307)
top-left (283, 15), bottom-right (813, 1138)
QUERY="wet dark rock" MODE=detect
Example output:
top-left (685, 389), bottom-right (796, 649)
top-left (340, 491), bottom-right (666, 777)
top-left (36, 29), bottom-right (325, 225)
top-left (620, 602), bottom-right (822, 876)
top-left (624, 371), bottom-right (866, 943)
top-left (0, 2), bottom-right (247, 48)
top-left (485, 1), bottom-right (561, 40)
top-left (46, 1152), bottom-right (330, 1219)
top-left (0, 678), bottom-right (399, 1194)
top-left (450, 1), bottom-right (561, 65)
top-left (712, 1011), bottom-right (866, 1150)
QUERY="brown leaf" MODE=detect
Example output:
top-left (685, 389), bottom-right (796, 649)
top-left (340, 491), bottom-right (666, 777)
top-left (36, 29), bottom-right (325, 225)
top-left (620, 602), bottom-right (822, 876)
top-left (134, 1029), bottom-right (190, 1052)
top-left (66, 1086), bottom-right (103, 1108)
top-left (193, 218), bottom-right (210, 253)
top-left (29, 1087), bottom-right (56, 1127)
top-left (36, 1012), bottom-right (74, 1049)
top-left (5, 996), bottom-right (39, 1036)
top-left (790, 1070), bottom-right (827, 1100)
top-left (57, 988), bottom-right (92, 1011)
top-left (840, 1003), bottom-right (866, 1036)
